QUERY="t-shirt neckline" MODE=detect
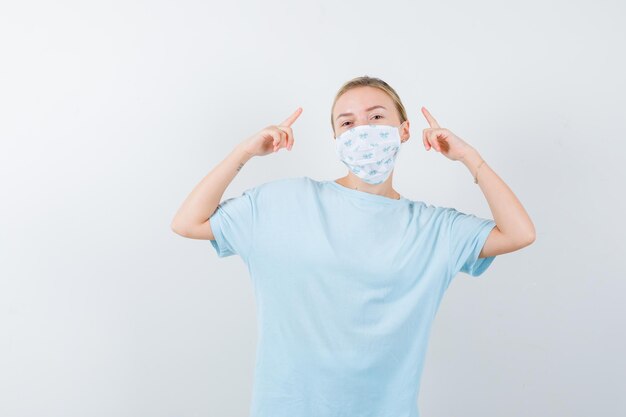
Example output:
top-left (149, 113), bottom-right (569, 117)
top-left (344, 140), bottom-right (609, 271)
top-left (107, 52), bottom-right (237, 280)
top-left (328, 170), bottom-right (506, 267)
top-left (322, 179), bottom-right (409, 205)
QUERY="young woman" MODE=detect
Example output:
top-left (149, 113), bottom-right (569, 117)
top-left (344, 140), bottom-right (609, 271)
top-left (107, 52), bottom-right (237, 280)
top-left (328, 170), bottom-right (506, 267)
top-left (171, 76), bottom-right (535, 417)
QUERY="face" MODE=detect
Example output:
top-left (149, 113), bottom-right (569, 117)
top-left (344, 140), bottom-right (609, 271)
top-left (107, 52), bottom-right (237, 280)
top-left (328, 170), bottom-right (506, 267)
top-left (332, 86), bottom-right (410, 142)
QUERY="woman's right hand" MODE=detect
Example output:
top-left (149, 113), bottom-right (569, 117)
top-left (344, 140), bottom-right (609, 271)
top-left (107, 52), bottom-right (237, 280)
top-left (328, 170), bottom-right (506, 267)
top-left (237, 107), bottom-right (303, 157)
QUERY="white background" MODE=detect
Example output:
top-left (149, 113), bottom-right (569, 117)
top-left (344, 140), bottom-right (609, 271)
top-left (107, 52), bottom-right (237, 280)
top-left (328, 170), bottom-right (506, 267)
top-left (1, 1), bottom-right (624, 416)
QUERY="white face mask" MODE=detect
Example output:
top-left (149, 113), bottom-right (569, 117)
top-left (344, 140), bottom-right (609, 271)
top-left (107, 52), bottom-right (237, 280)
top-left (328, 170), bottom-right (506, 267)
top-left (334, 123), bottom-right (403, 185)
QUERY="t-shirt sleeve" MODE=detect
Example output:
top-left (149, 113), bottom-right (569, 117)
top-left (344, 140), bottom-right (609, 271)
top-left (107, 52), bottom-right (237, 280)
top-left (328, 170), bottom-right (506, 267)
top-left (446, 207), bottom-right (497, 278)
top-left (208, 186), bottom-right (258, 261)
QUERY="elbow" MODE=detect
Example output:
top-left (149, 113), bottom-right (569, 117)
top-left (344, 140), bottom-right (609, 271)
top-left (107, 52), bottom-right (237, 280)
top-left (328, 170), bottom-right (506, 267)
top-left (505, 226), bottom-right (536, 250)
top-left (170, 220), bottom-right (188, 237)
top-left (526, 223), bottom-right (537, 245)
top-left (515, 218), bottom-right (536, 247)
top-left (518, 229), bottom-right (536, 248)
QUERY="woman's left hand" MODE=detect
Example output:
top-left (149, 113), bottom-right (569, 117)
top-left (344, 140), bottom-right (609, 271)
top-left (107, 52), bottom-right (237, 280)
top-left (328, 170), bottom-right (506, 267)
top-left (421, 106), bottom-right (474, 162)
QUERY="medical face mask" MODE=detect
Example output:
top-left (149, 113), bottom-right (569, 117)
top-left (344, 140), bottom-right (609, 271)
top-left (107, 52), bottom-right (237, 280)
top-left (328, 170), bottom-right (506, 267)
top-left (334, 123), bottom-right (403, 185)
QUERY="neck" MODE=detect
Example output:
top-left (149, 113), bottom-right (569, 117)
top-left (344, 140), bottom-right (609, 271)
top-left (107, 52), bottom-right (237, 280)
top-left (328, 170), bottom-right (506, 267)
top-left (339, 175), bottom-right (400, 200)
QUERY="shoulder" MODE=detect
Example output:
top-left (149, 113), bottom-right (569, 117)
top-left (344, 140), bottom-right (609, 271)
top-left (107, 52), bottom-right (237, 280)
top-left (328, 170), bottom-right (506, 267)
top-left (404, 199), bottom-right (462, 226)
top-left (251, 175), bottom-right (311, 194)
top-left (241, 176), bottom-right (313, 204)
top-left (417, 203), bottom-right (493, 234)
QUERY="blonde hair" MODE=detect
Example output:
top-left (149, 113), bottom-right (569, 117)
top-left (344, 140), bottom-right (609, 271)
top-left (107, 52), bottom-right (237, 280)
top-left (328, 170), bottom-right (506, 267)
top-left (330, 75), bottom-right (408, 136)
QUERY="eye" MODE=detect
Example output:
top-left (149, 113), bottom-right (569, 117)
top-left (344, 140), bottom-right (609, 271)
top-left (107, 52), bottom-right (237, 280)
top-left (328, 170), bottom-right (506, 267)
top-left (340, 115), bottom-right (383, 127)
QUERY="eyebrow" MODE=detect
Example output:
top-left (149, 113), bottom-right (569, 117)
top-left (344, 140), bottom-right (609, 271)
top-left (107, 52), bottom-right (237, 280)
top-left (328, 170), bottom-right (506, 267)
top-left (335, 105), bottom-right (387, 121)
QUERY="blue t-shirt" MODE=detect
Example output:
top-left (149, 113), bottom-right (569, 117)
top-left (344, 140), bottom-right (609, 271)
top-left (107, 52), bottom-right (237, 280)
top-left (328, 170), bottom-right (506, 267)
top-left (209, 176), bottom-right (497, 417)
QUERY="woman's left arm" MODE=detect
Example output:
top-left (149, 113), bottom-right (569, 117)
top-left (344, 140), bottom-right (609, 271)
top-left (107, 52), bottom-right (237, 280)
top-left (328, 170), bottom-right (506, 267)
top-left (460, 147), bottom-right (536, 258)
top-left (420, 107), bottom-right (536, 258)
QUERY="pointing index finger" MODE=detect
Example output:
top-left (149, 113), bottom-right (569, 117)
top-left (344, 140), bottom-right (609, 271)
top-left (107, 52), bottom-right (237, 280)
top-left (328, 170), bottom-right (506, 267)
top-left (421, 106), bottom-right (440, 128)
top-left (280, 107), bottom-right (303, 127)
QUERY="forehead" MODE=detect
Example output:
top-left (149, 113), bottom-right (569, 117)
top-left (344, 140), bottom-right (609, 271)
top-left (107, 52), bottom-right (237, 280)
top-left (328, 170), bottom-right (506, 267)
top-left (333, 86), bottom-right (393, 116)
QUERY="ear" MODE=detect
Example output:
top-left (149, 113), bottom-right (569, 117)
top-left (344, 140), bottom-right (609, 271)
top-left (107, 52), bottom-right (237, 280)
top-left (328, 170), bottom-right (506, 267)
top-left (400, 120), bottom-right (410, 142)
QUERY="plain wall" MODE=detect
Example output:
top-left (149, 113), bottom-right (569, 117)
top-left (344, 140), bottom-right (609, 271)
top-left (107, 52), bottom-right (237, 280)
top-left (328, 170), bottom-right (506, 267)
top-left (1, 0), bottom-right (625, 416)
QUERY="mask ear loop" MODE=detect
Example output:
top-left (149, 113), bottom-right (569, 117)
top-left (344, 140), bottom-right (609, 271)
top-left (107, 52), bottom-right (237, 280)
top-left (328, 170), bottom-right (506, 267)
top-left (396, 124), bottom-right (403, 144)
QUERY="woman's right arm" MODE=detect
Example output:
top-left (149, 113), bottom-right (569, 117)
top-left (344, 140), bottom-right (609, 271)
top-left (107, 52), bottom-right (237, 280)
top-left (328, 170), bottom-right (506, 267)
top-left (170, 144), bottom-right (255, 240)
top-left (170, 107), bottom-right (302, 240)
